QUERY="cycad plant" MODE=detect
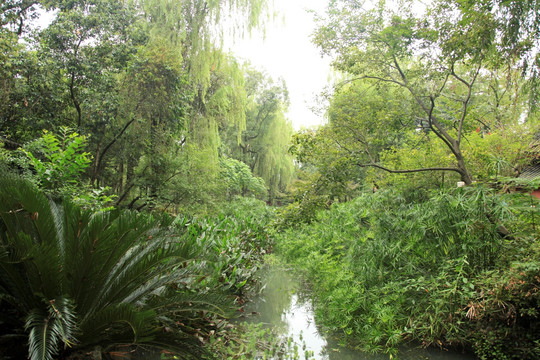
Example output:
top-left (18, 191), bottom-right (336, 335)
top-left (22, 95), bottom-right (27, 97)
top-left (0, 177), bottom-right (230, 360)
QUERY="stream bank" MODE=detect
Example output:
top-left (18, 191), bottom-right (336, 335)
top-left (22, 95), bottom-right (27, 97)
top-left (241, 265), bottom-right (478, 360)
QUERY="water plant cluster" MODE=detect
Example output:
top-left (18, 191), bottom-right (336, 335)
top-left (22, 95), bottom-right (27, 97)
top-left (274, 186), bottom-right (540, 359)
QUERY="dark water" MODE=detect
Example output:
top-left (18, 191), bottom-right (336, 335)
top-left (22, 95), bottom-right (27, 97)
top-left (242, 266), bottom-right (478, 360)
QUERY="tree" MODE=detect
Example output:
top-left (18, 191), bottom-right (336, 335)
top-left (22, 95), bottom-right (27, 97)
top-left (313, 0), bottom-right (535, 185)
top-left (222, 68), bottom-right (295, 203)
top-left (220, 157), bottom-right (266, 199)
top-left (435, 0), bottom-right (540, 109)
top-left (1, 0), bottom-right (277, 213)
top-left (0, 0), bottom-right (40, 35)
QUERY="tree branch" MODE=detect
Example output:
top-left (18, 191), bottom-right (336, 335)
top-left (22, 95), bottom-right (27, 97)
top-left (96, 118), bottom-right (136, 170)
top-left (115, 183), bottom-right (134, 206)
top-left (426, 97), bottom-right (458, 156)
top-left (453, 63), bottom-right (482, 144)
top-left (356, 162), bottom-right (462, 175)
top-left (70, 35), bottom-right (85, 129)
top-left (70, 71), bottom-right (82, 129)
top-left (340, 75), bottom-right (406, 89)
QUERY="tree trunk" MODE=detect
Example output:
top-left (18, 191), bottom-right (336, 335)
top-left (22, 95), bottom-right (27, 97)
top-left (91, 141), bottom-right (102, 185)
top-left (118, 161), bottom-right (124, 194)
top-left (456, 151), bottom-right (473, 185)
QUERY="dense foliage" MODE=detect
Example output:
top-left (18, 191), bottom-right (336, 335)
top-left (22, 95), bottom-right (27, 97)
top-left (275, 186), bottom-right (539, 359)
top-left (277, 4), bottom-right (540, 357)
top-left (281, 0), bottom-right (539, 228)
top-left (0, 177), bottom-right (275, 359)
top-left (0, 0), bottom-right (294, 212)
top-left (2, 0), bottom-right (540, 359)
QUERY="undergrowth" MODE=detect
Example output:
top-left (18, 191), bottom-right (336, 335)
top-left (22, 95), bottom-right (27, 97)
top-left (274, 186), bottom-right (540, 359)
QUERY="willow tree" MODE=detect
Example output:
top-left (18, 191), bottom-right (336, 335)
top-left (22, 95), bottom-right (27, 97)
top-left (167, 53), bottom-right (251, 212)
top-left (135, 0), bottom-right (267, 95)
top-left (123, 0), bottom-right (270, 210)
top-left (252, 110), bottom-right (295, 203)
top-left (222, 68), bottom-right (295, 204)
top-left (1, 0), bottom-right (272, 211)
top-left (114, 36), bottom-right (188, 209)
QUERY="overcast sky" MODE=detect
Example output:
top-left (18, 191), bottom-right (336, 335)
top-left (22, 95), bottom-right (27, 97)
top-left (225, 0), bottom-right (332, 130)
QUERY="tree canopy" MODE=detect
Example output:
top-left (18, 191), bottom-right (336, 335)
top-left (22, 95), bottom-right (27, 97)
top-left (0, 0), bottom-right (296, 212)
top-left (306, 0), bottom-right (538, 187)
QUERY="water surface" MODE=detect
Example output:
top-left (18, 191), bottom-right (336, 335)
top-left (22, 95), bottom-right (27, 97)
top-left (243, 266), bottom-right (477, 360)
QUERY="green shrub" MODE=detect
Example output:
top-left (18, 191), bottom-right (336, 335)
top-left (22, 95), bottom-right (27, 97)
top-left (179, 210), bottom-right (274, 297)
top-left (275, 186), bottom-right (539, 358)
top-left (21, 128), bottom-right (92, 191)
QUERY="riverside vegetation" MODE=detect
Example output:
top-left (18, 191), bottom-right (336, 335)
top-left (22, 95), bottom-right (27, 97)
top-left (275, 186), bottom-right (540, 359)
top-left (1, 0), bottom-right (540, 359)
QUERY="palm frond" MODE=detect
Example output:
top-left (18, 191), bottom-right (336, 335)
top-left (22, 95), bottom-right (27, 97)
top-left (25, 297), bottom-right (78, 360)
top-left (78, 303), bottom-right (156, 347)
top-left (148, 291), bottom-right (234, 319)
top-left (1, 177), bottom-right (236, 359)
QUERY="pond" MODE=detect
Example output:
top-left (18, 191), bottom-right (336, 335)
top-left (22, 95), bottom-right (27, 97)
top-left (240, 266), bottom-right (478, 360)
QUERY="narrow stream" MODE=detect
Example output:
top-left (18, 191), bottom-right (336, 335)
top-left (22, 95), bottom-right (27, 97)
top-left (242, 266), bottom-right (478, 360)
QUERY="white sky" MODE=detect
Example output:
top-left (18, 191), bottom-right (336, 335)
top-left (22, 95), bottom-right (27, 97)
top-left (225, 0), bottom-right (332, 130)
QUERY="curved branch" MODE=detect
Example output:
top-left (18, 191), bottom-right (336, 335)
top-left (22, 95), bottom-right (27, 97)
top-left (454, 64), bottom-right (482, 144)
top-left (338, 75), bottom-right (406, 89)
top-left (69, 34), bottom-right (86, 129)
top-left (70, 71), bottom-right (82, 129)
top-left (356, 162), bottom-right (463, 175)
top-left (96, 118), bottom-right (136, 169)
top-left (427, 97), bottom-right (458, 157)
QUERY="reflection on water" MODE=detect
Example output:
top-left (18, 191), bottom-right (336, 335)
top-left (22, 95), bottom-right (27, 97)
top-left (242, 266), bottom-right (477, 360)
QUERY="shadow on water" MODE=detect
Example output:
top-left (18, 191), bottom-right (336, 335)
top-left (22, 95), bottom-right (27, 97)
top-left (241, 266), bottom-right (478, 360)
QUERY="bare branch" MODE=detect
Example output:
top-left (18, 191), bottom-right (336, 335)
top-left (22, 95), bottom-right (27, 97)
top-left (455, 63), bottom-right (482, 144)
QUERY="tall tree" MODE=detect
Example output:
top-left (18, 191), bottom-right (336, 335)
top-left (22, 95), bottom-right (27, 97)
top-left (435, 0), bottom-right (540, 108)
top-left (313, 0), bottom-right (535, 185)
top-left (222, 68), bottom-right (295, 203)
top-left (1, 0), bottom-right (274, 213)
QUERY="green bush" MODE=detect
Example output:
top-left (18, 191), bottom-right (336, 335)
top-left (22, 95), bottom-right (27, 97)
top-left (275, 186), bottom-right (539, 358)
top-left (14, 128), bottom-right (116, 211)
top-left (21, 128), bottom-right (92, 191)
top-left (220, 157), bottom-right (267, 200)
top-left (179, 206), bottom-right (274, 297)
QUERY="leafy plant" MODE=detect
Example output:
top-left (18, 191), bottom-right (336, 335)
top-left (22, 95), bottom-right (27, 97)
top-left (179, 212), bottom-right (273, 297)
top-left (275, 185), bottom-right (538, 358)
top-left (22, 127), bottom-right (92, 190)
top-left (220, 157), bottom-right (267, 199)
top-left (0, 176), bottom-right (232, 360)
top-left (206, 322), bottom-right (315, 360)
